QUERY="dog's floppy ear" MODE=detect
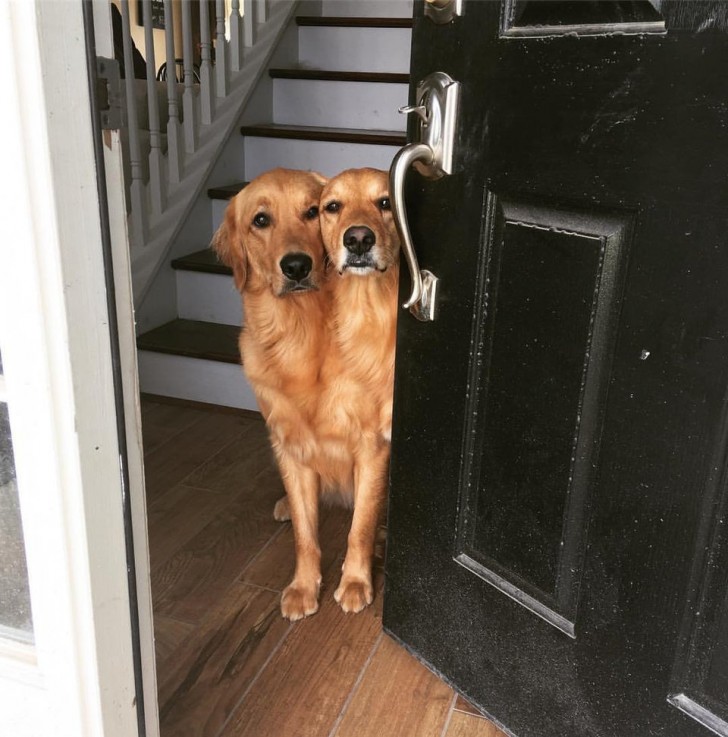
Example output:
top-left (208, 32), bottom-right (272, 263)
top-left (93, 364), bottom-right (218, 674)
top-left (211, 203), bottom-right (247, 291)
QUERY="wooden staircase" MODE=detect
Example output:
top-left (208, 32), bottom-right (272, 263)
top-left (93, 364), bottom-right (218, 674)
top-left (136, 6), bottom-right (413, 410)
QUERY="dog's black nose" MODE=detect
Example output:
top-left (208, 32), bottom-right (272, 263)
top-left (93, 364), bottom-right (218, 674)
top-left (343, 226), bottom-right (376, 256)
top-left (280, 252), bottom-right (313, 282)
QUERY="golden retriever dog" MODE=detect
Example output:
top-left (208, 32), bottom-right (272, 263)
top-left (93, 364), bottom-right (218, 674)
top-left (212, 167), bottom-right (399, 621)
top-left (211, 168), bottom-right (332, 619)
top-left (317, 167), bottom-right (400, 614)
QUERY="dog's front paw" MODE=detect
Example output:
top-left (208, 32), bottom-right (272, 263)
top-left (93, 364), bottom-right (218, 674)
top-left (281, 583), bottom-right (319, 621)
top-left (334, 577), bottom-right (373, 614)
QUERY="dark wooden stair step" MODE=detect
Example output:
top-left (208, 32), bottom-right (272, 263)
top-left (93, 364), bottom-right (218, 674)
top-left (207, 182), bottom-right (248, 200)
top-left (240, 123), bottom-right (406, 146)
top-left (269, 68), bottom-right (409, 84)
top-left (137, 319), bottom-right (240, 364)
top-left (296, 16), bottom-right (413, 28)
top-left (171, 249), bottom-right (232, 277)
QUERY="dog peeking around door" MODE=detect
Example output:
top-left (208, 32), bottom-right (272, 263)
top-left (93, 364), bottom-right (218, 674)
top-left (212, 167), bottom-right (399, 620)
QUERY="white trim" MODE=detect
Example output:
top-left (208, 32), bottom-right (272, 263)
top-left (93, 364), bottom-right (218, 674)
top-left (92, 0), bottom-right (161, 732)
top-left (0, 2), bottom-right (140, 735)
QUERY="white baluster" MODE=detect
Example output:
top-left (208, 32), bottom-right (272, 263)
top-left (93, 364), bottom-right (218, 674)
top-left (142, 0), bottom-right (165, 214)
top-left (256, 0), bottom-right (269, 23)
top-left (199, 0), bottom-right (214, 124)
top-left (120, 0), bottom-right (148, 243)
top-left (215, 0), bottom-right (228, 98)
top-left (164, 0), bottom-right (183, 184)
top-left (181, 0), bottom-right (197, 153)
top-left (229, 0), bottom-right (243, 72)
top-left (244, 0), bottom-right (256, 47)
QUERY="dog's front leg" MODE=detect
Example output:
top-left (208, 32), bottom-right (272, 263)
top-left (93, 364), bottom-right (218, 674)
top-left (335, 441), bottom-right (389, 614)
top-left (278, 454), bottom-right (322, 621)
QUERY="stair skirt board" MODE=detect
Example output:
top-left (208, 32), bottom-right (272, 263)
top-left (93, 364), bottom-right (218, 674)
top-left (138, 351), bottom-right (259, 412)
top-left (176, 271), bottom-right (242, 326)
top-left (272, 79), bottom-right (408, 131)
top-left (243, 137), bottom-right (401, 179)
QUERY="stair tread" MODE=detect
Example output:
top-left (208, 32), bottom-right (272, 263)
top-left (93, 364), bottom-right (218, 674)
top-left (137, 319), bottom-right (240, 364)
top-left (171, 249), bottom-right (233, 276)
top-left (296, 16), bottom-right (413, 28)
top-left (269, 68), bottom-right (409, 84)
top-left (207, 182), bottom-right (248, 200)
top-left (240, 123), bottom-right (406, 146)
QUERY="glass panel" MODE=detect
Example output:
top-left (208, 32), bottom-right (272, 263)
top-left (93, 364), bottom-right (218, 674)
top-left (0, 399), bottom-right (34, 642)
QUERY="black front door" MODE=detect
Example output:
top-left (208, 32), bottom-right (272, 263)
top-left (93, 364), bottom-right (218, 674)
top-left (385, 2), bottom-right (728, 735)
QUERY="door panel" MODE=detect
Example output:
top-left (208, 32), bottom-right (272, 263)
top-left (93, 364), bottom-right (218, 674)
top-left (456, 200), bottom-right (631, 635)
top-left (385, 1), bottom-right (728, 735)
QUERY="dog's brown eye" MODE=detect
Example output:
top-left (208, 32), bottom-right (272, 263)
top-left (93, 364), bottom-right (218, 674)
top-left (304, 206), bottom-right (319, 220)
top-left (377, 197), bottom-right (391, 211)
top-left (324, 201), bottom-right (341, 214)
top-left (253, 212), bottom-right (270, 228)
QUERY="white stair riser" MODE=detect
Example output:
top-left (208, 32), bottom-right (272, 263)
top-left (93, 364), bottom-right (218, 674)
top-left (320, 0), bottom-right (413, 17)
top-left (273, 79), bottom-right (408, 131)
top-left (212, 198), bottom-right (230, 230)
top-left (297, 27), bottom-right (412, 73)
top-left (138, 352), bottom-right (259, 411)
top-left (176, 270), bottom-right (242, 326)
top-left (244, 137), bottom-right (400, 179)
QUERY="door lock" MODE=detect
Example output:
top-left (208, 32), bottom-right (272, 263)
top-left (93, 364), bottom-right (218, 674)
top-left (390, 71), bottom-right (460, 321)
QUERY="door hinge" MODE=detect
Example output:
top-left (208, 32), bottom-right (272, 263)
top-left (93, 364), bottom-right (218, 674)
top-left (95, 56), bottom-right (125, 130)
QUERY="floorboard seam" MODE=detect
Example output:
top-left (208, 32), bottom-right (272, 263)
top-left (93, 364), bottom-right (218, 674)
top-left (238, 580), bottom-right (284, 595)
top-left (238, 523), bottom-right (288, 581)
top-left (212, 618), bottom-right (295, 737)
top-left (325, 631), bottom-right (384, 737)
top-left (143, 408), bottom-right (211, 458)
top-left (439, 692), bottom-right (459, 737)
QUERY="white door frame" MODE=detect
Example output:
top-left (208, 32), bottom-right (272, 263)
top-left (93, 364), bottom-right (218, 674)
top-left (0, 1), bottom-right (158, 735)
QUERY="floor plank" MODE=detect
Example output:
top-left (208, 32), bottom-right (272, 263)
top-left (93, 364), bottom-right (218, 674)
top-left (333, 635), bottom-right (454, 737)
top-left (152, 468), bottom-right (284, 624)
top-left (143, 410), bottom-right (257, 499)
top-left (446, 711), bottom-right (508, 737)
top-left (141, 400), bottom-right (208, 455)
top-left (242, 502), bottom-right (352, 593)
top-left (154, 615), bottom-right (195, 670)
top-left (455, 695), bottom-right (487, 718)
top-left (219, 585), bottom-right (383, 737)
top-left (158, 582), bottom-right (291, 737)
top-left (147, 483), bottom-right (234, 572)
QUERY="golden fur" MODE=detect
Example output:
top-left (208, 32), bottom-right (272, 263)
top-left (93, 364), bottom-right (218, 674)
top-left (212, 167), bottom-right (399, 621)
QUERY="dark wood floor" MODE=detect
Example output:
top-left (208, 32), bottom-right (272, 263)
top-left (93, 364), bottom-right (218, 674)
top-left (142, 396), bottom-right (506, 737)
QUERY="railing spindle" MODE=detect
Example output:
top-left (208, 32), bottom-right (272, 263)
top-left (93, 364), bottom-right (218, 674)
top-left (199, 0), bottom-right (214, 124)
top-left (244, 0), bottom-right (257, 47)
top-left (229, 0), bottom-right (244, 72)
top-left (215, 0), bottom-right (228, 97)
top-left (181, 0), bottom-right (197, 153)
top-left (256, 0), bottom-right (269, 23)
top-left (164, 0), bottom-right (183, 184)
top-left (120, 0), bottom-right (148, 243)
top-left (142, 0), bottom-right (165, 214)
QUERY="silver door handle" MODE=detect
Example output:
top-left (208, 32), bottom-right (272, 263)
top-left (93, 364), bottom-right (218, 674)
top-left (390, 71), bottom-right (460, 322)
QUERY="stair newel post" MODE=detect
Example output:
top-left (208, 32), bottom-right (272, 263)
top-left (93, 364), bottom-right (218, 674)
top-left (243, 0), bottom-right (257, 48)
top-left (214, 0), bottom-right (228, 98)
top-left (181, 0), bottom-right (198, 153)
top-left (142, 0), bottom-right (166, 215)
top-left (120, 0), bottom-right (148, 244)
top-left (164, 0), bottom-right (183, 185)
top-left (199, 0), bottom-right (214, 125)
top-left (229, 0), bottom-right (244, 72)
